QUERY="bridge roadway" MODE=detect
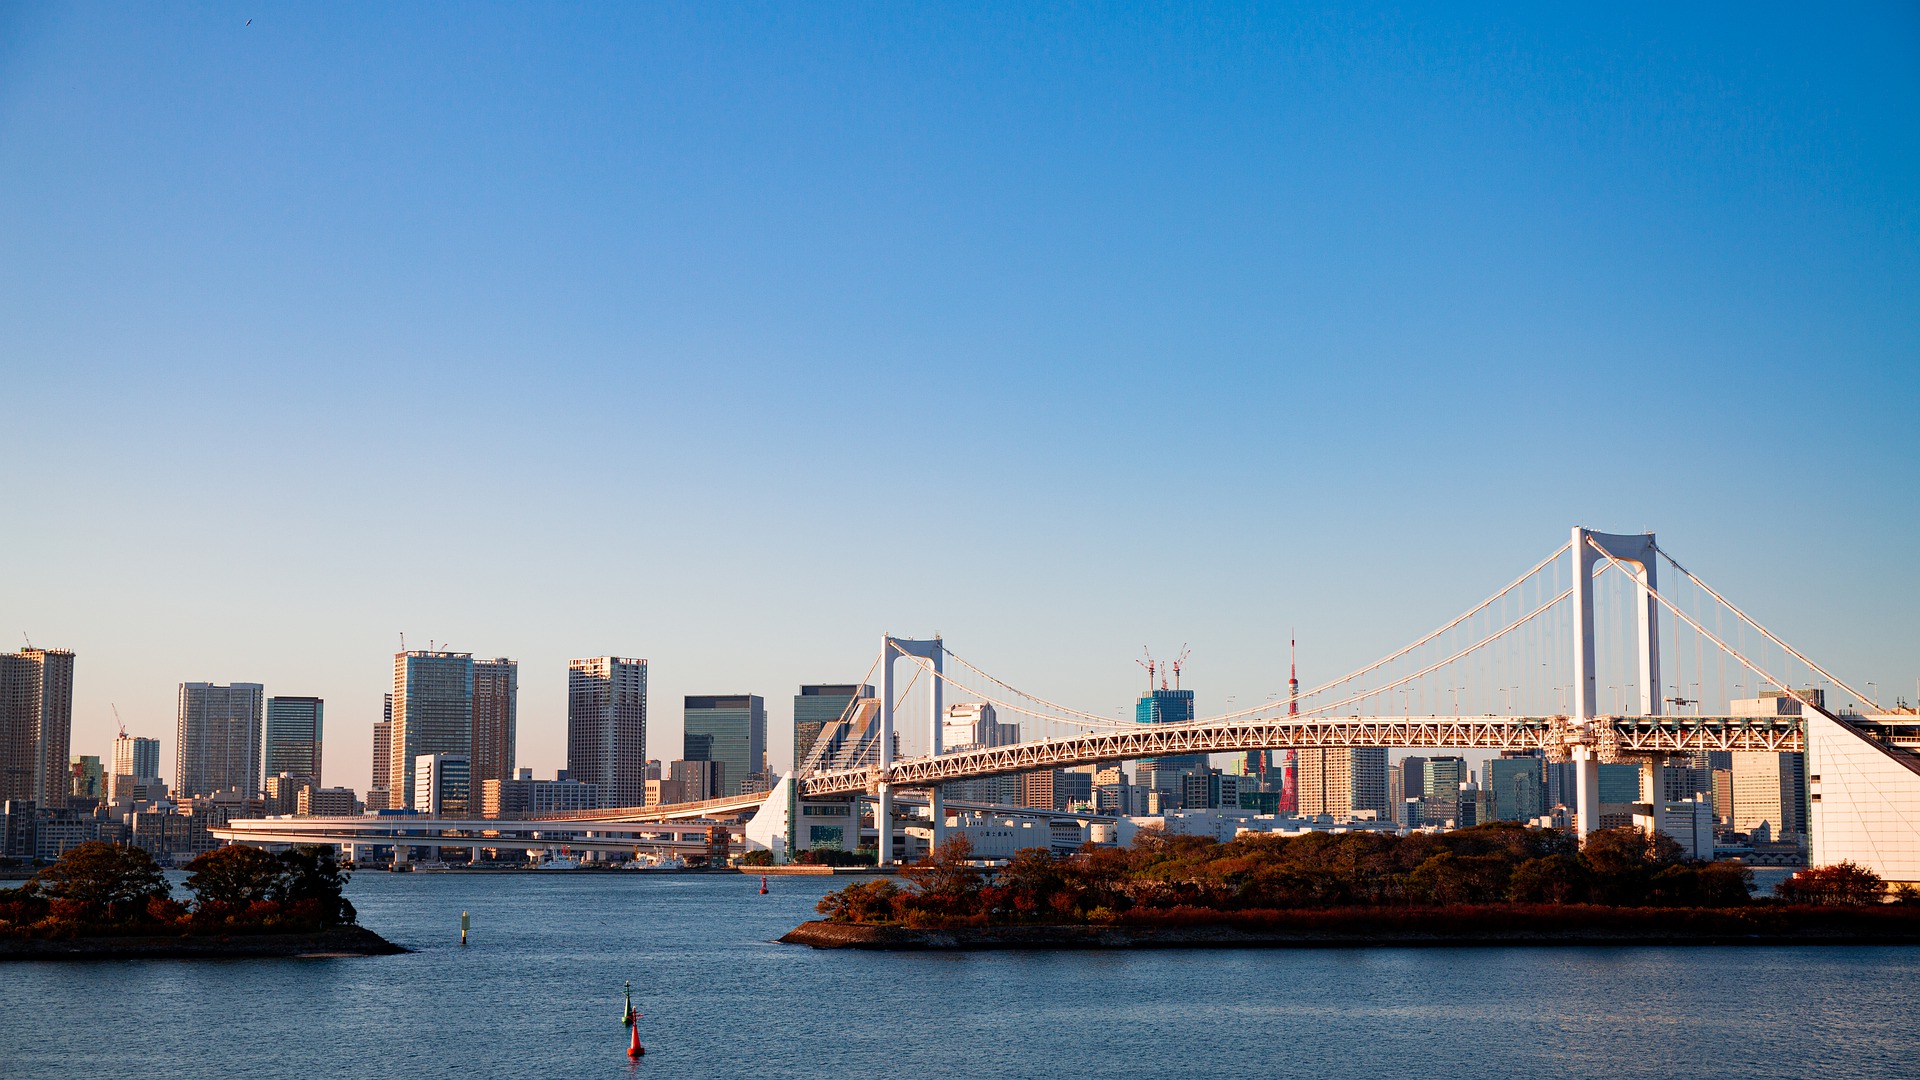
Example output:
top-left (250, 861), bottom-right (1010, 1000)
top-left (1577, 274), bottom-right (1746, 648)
top-left (797, 714), bottom-right (1805, 798)
top-left (210, 814), bottom-right (736, 855)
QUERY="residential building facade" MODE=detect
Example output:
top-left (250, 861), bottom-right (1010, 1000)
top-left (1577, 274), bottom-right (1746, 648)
top-left (567, 656), bottom-right (647, 808)
top-left (176, 681), bottom-right (265, 797)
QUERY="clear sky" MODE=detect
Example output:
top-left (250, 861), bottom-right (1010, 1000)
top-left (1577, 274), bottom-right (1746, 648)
top-left (3, 4), bottom-right (1916, 796)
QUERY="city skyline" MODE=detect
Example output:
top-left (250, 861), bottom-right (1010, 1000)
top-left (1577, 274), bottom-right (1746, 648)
top-left (4, 6), bottom-right (1917, 801)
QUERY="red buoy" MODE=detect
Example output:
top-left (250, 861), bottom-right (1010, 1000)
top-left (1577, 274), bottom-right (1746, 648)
top-left (628, 1013), bottom-right (644, 1058)
top-left (759, 876), bottom-right (769, 895)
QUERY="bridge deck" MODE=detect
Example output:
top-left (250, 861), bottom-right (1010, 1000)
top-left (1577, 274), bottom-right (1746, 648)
top-left (798, 714), bottom-right (1807, 797)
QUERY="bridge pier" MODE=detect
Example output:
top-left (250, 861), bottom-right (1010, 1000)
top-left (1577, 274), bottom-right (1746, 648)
top-left (1573, 749), bottom-right (1600, 841)
top-left (929, 786), bottom-right (945, 854)
top-left (875, 783), bottom-right (894, 867)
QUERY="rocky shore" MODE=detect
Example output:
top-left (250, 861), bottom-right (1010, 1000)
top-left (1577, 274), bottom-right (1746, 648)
top-left (0, 925), bottom-right (407, 961)
top-left (781, 907), bottom-right (1920, 950)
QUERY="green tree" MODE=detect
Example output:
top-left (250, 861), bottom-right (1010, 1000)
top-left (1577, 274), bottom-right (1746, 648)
top-left (275, 846), bottom-right (356, 926)
top-left (31, 841), bottom-right (171, 923)
top-left (184, 845), bottom-right (287, 911)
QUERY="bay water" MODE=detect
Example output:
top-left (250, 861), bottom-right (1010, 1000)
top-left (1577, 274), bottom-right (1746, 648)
top-left (4, 870), bottom-right (1915, 1078)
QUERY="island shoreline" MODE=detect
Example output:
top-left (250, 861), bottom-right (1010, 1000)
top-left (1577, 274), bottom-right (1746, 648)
top-left (0, 925), bottom-right (407, 961)
top-left (780, 910), bottom-right (1920, 951)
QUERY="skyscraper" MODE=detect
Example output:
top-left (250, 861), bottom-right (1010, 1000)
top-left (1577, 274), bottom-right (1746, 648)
top-left (1134, 688), bottom-right (1205, 809)
top-left (391, 651), bottom-right (474, 813)
top-left (1732, 750), bottom-right (1808, 842)
top-left (1296, 747), bottom-right (1389, 817)
top-left (795, 684), bottom-right (873, 771)
top-left (264, 696), bottom-right (324, 784)
top-left (1486, 753), bottom-right (1546, 822)
top-left (684, 695), bottom-right (765, 798)
top-left (368, 695), bottom-right (393, 811)
top-left (0, 647), bottom-right (75, 807)
top-left (567, 656), bottom-right (648, 808)
top-left (471, 658), bottom-right (518, 789)
top-left (176, 682), bottom-right (265, 797)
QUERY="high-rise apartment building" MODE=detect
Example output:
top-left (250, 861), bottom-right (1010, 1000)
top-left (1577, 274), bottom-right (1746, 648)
top-left (470, 658), bottom-right (518, 789)
top-left (684, 695), bottom-right (765, 798)
top-left (566, 657), bottom-right (646, 809)
top-left (391, 651), bottom-right (474, 813)
top-left (1297, 747), bottom-right (1389, 817)
top-left (795, 684), bottom-right (873, 771)
top-left (264, 696), bottom-right (324, 785)
top-left (113, 733), bottom-right (161, 784)
top-left (176, 682), bottom-right (265, 797)
top-left (0, 647), bottom-right (75, 806)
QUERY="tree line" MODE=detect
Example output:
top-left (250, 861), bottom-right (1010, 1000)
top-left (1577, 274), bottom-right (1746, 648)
top-left (817, 824), bottom-right (1905, 927)
top-left (0, 841), bottom-right (357, 939)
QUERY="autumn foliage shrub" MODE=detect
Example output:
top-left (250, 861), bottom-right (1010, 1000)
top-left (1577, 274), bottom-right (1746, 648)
top-left (816, 823), bottom-right (1768, 927)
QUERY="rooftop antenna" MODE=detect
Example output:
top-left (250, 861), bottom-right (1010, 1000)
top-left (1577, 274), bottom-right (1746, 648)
top-left (400, 632), bottom-right (407, 652)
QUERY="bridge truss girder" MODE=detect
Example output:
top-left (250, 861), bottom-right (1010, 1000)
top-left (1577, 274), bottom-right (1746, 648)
top-left (796, 715), bottom-right (1805, 798)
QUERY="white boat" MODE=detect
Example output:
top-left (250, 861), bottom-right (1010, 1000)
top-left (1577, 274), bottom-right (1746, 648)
top-left (536, 854), bottom-right (580, 870)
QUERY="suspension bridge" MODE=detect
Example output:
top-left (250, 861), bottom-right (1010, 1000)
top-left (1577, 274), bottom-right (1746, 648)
top-left (216, 527), bottom-right (1920, 884)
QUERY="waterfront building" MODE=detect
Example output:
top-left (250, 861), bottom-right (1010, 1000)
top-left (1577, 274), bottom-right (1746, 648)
top-left (68, 755), bottom-right (104, 799)
top-left (683, 695), bottom-right (765, 798)
top-left (414, 753), bottom-right (471, 816)
top-left (391, 651), bottom-right (474, 813)
top-left (796, 684), bottom-right (873, 772)
top-left (264, 696), bottom-right (324, 784)
top-left (471, 658), bottom-right (519, 790)
top-left (0, 647), bottom-right (75, 807)
top-left (1297, 747), bottom-right (1389, 817)
top-left (567, 656), bottom-right (647, 808)
top-left (176, 682), bottom-right (265, 798)
top-left (482, 768), bottom-right (602, 818)
top-left (1486, 753), bottom-right (1546, 822)
top-left (298, 786), bottom-right (357, 816)
top-left (113, 733), bottom-right (161, 786)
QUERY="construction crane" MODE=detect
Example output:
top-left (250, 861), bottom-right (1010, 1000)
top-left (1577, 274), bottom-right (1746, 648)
top-left (1169, 644), bottom-right (1191, 690)
top-left (112, 704), bottom-right (125, 738)
top-left (1136, 647), bottom-right (1157, 691)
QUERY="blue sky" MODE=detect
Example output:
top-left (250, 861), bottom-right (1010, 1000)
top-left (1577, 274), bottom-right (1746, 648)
top-left (3, 4), bottom-right (1916, 793)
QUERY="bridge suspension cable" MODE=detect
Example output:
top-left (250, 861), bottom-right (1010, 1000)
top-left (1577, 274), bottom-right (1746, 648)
top-left (1587, 539), bottom-right (1863, 717)
top-left (1196, 540), bottom-right (1573, 725)
top-left (1651, 542), bottom-right (1880, 712)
